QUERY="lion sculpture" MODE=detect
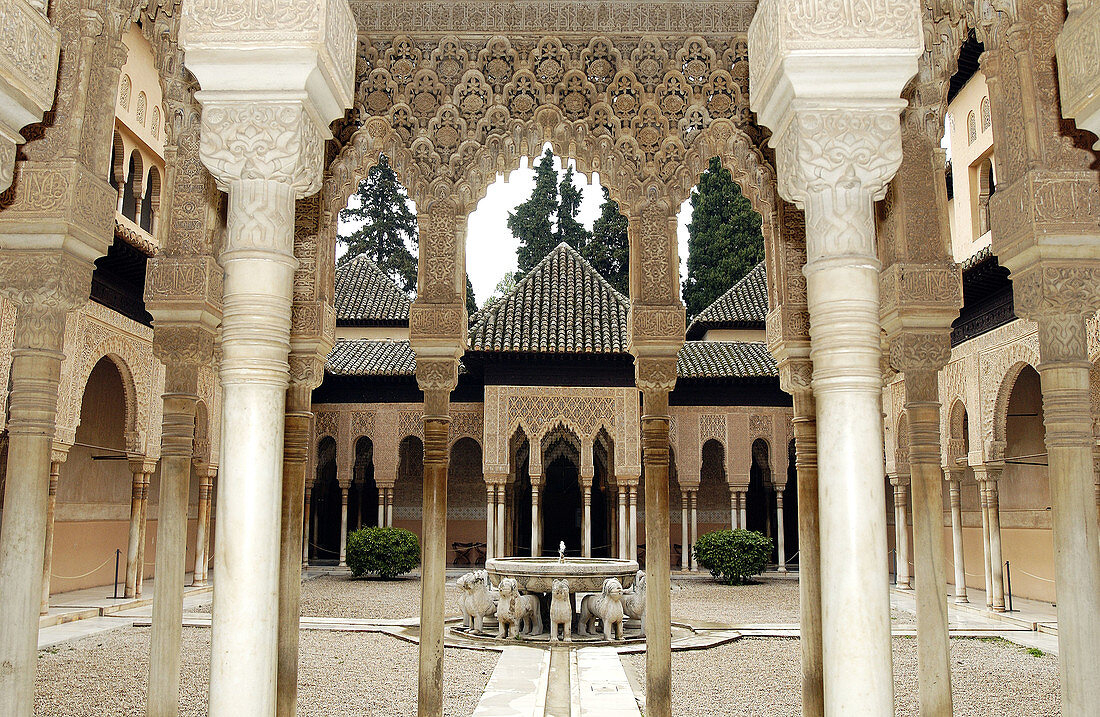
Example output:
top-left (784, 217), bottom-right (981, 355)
top-left (495, 577), bottom-right (522, 638)
top-left (549, 579), bottom-right (573, 642)
top-left (514, 590), bottom-right (543, 636)
top-left (578, 577), bottom-right (625, 641)
top-left (622, 571), bottom-right (646, 636)
top-left (457, 570), bottom-right (497, 634)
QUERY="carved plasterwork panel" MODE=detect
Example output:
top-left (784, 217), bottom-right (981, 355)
top-left (0, 298), bottom-right (15, 431)
top-left (973, 320), bottom-right (1040, 459)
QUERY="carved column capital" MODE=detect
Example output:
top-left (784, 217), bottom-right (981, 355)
top-left (888, 331), bottom-right (952, 378)
top-left (0, 251), bottom-right (94, 350)
top-left (777, 355), bottom-right (814, 397)
top-left (152, 323), bottom-right (218, 396)
top-left (634, 355), bottom-right (679, 395)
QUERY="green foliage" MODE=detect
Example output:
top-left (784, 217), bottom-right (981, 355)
top-left (509, 148), bottom-right (560, 281)
top-left (1026, 647), bottom-right (1045, 658)
top-left (338, 154), bottom-right (419, 293)
top-left (692, 529), bottom-right (772, 585)
top-left (466, 275), bottom-right (478, 314)
top-left (682, 156), bottom-right (765, 318)
top-left (555, 166), bottom-right (589, 252)
top-left (584, 186), bottom-right (630, 295)
top-left (345, 526), bottom-right (420, 579)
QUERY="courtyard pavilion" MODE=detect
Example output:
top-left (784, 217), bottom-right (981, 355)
top-left (0, 0), bottom-right (1098, 716)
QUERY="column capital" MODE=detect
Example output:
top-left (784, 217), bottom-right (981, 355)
top-left (1057, 0), bottom-right (1100, 148)
top-left (128, 456), bottom-right (158, 476)
top-left (0, 251), bottom-right (95, 350)
top-left (152, 322), bottom-right (219, 396)
top-left (635, 355), bottom-right (679, 395)
top-left (1011, 265), bottom-right (1100, 352)
top-left (415, 357), bottom-right (460, 396)
top-left (972, 464), bottom-right (1004, 483)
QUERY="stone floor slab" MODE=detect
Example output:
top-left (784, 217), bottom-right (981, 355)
top-left (472, 646), bottom-right (550, 717)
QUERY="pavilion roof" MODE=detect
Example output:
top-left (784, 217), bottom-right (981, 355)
top-left (334, 254), bottom-right (411, 324)
top-left (326, 339), bottom-right (417, 377)
top-left (467, 242), bottom-right (629, 354)
top-left (685, 262), bottom-right (768, 339)
top-left (676, 341), bottom-right (777, 380)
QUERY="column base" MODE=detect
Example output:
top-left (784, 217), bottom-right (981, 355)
top-left (954, 596), bottom-right (969, 604)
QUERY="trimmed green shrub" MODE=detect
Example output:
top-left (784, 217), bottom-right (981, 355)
top-left (693, 529), bottom-right (772, 585)
top-left (346, 526), bottom-right (420, 579)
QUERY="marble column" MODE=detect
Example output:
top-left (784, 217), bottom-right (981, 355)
top-left (181, 0), bottom-right (353, 708)
top-left (680, 491), bottom-right (689, 571)
top-left (891, 476), bottom-right (912, 589)
top-left (638, 367), bottom-right (676, 717)
top-left (377, 486), bottom-right (385, 528)
top-left (618, 485), bottom-right (628, 558)
top-left (125, 464), bottom-right (147, 598)
top-left (386, 487), bottom-right (395, 528)
top-left (496, 489), bottom-right (505, 557)
top-left (738, 492), bottom-right (747, 530)
top-left (193, 467), bottom-right (214, 586)
top-left (787, 383), bottom-right (823, 717)
top-left (946, 469), bottom-right (968, 603)
top-left (530, 476), bottom-right (542, 557)
top-left (414, 360), bottom-right (458, 717)
top-left (628, 485), bottom-right (638, 562)
top-left (40, 450), bottom-right (68, 614)
top-left (978, 477), bottom-right (993, 608)
top-left (485, 484), bottom-right (496, 561)
top-left (338, 483), bottom-right (350, 567)
top-left (730, 492), bottom-right (738, 530)
top-left (748, 7), bottom-right (918, 704)
top-left (147, 390), bottom-right (198, 717)
top-left (581, 480), bottom-right (593, 558)
top-left (775, 487), bottom-right (786, 573)
top-left (136, 474), bottom-right (151, 597)
top-left (303, 485), bottom-right (313, 568)
top-left (278, 376), bottom-right (320, 717)
top-left (689, 490), bottom-right (699, 572)
top-left (974, 466), bottom-right (1005, 611)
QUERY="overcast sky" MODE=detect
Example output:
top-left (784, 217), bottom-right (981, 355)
top-left (339, 147), bottom-right (693, 307)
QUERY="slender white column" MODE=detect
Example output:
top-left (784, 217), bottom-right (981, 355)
top-left (486, 485), bottom-right (496, 561)
top-left (193, 469), bottom-right (212, 586)
top-left (41, 457), bottom-right (64, 614)
top-left (894, 479), bottom-right (912, 589)
top-left (984, 471), bottom-right (1005, 611)
top-left (338, 484), bottom-right (350, 567)
top-left (947, 472), bottom-right (968, 603)
top-left (628, 485), bottom-right (638, 562)
top-left (730, 492), bottom-right (738, 529)
top-left (303, 485), bottom-right (312, 567)
top-left (531, 478), bottom-right (541, 556)
top-left (618, 486), bottom-right (627, 558)
top-left (496, 492), bottom-right (505, 557)
top-left (125, 468), bottom-right (146, 598)
top-left (979, 480), bottom-right (993, 607)
top-left (689, 491), bottom-right (698, 572)
top-left (582, 482), bottom-right (593, 558)
top-left (738, 492), bottom-right (747, 530)
top-left (775, 487), bottom-right (787, 573)
top-left (680, 493), bottom-right (689, 570)
top-left (377, 486), bottom-right (385, 527)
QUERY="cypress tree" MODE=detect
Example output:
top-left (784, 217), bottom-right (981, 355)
top-left (466, 276), bottom-right (478, 315)
top-left (584, 186), bottom-right (630, 295)
top-left (508, 148), bottom-right (560, 280)
top-left (555, 166), bottom-right (589, 252)
top-left (338, 154), bottom-right (418, 293)
top-left (682, 156), bottom-right (765, 318)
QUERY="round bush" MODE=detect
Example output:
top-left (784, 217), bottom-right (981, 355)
top-left (692, 529), bottom-right (772, 585)
top-left (345, 526), bottom-right (420, 579)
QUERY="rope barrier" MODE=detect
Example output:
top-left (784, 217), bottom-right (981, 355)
top-left (51, 554), bottom-right (116, 580)
top-left (1014, 568), bottom-right (1055, 583)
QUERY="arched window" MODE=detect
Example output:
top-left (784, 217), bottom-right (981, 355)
top-left (119, 74), bottom-right (131, 111)
top-left (121, 150), bottom-right (143, 223)
top-left (976, 157), bottom-right (995, 236)
top-left (980, 96), bottom-right (991, 132)
top-left (151, 106), bottom-right (160, 138)
top-left (109, 132), bottom-right (124, 192)
top-left (967, 111), bottom-right (977, 145)
top-left (136, 92), bottom-right (147, 126)
top-left (141, 167), bottom-right (160, 233)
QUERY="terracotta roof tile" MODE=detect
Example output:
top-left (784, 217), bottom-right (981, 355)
top-left (334, 255), bottom-right (411, 323)
top-left (686, 262), bottom-right (768, 338)
top-left (468, 242), bottom-right (629, 353)
top-left (677, 341), bottom-right (777, 379)
top-left (326, 339), bottom-right (416, 376)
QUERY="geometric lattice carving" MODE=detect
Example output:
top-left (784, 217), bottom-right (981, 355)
top-left (700, 413), bottom-right (726, 444)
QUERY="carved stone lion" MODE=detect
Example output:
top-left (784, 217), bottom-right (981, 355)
top-left (549, 578), bottom-right (573, 642)
top-left (457, 570), bottom-right (497, 634)
top-left (496, 577), bottom-right (521, 639)
top-left (514, 591), bottom-right (543, 636)
top-left (622, 570), bottom-right (646, 636)
top-left (578, 577), bottom-right (625, 641)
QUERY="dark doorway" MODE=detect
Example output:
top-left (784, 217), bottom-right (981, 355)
top-left (784, 439), bottom-right (799, 565)
top-left (542, 455), bottom-right (582, 556)
top-left (312, 436), bottom-right (340, 562)
top-left (350, 436), bottom-right (378, 530)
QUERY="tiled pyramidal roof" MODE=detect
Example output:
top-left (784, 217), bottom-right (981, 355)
top-left (677, 341), bottom-right (777, 379)
top-left (334, 254), bottom-right (411, 323)
top-left (468, 242), bottom-right (630, 353)
top-left (327, 339), bottom-right (416, 377)
top-left (686, 261), bottom-right (768, 339)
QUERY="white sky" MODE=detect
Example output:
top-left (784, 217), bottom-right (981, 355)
top-left (339, 146), bottom-right (692, 307)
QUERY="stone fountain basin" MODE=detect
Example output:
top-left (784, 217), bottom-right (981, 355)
top-left (486, 557), bottom-right (639, 594)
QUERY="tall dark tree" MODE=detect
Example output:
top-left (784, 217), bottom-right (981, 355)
top-left (584, 187), bottom-right (630, 295)
top-left (466, 276), bottom-right (478, 315)
top-left (555, 166), bottom-right (589, 252)
top-left (338, 154), bottom-right (418, 293)
top-left (682, 156), bottom-right (765, 318)
top-left (508, 148), bottom-right (559, 280)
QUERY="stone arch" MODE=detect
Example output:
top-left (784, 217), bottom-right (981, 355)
top-left (311, 435), bottom-right (340, 561)
top-left (395, 434), bottom-right (425, 537)
top-left (698, 437), bottom-right (730, 536)
top-left (348, 435), bottom-right (377, 533)
top-left (991, 360), bottom-right (1038, 461)
top-left (122, 150), bottom-right (144, 222)
top-left (747, 437), bottom-right (772, 536)
top-left (945, 398), bottom-right (970, 469)
top-left (447, 436), bottom-right (485, 564)
top-left (64, 337), bottom-right (145, 455)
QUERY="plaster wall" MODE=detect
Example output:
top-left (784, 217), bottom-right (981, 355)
top-left (946, 72), bottom-right (995, 262)
top-left (700, 328), bottom-right (766, 342)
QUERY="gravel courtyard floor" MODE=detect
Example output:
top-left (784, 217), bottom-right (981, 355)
top-left (38, 575), bottom-right (1056, 716)
top-left (623, 636), bottom-right (1060, 717)
top-left (35, 626), bottom-right (496, 717)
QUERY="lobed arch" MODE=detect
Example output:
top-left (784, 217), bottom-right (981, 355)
top-left (990, 360), bottom-right (1039, 462)
top-left (62, 339), bottom-right (146, 456)
top-left (945, 397), bottom-right (971, 468)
